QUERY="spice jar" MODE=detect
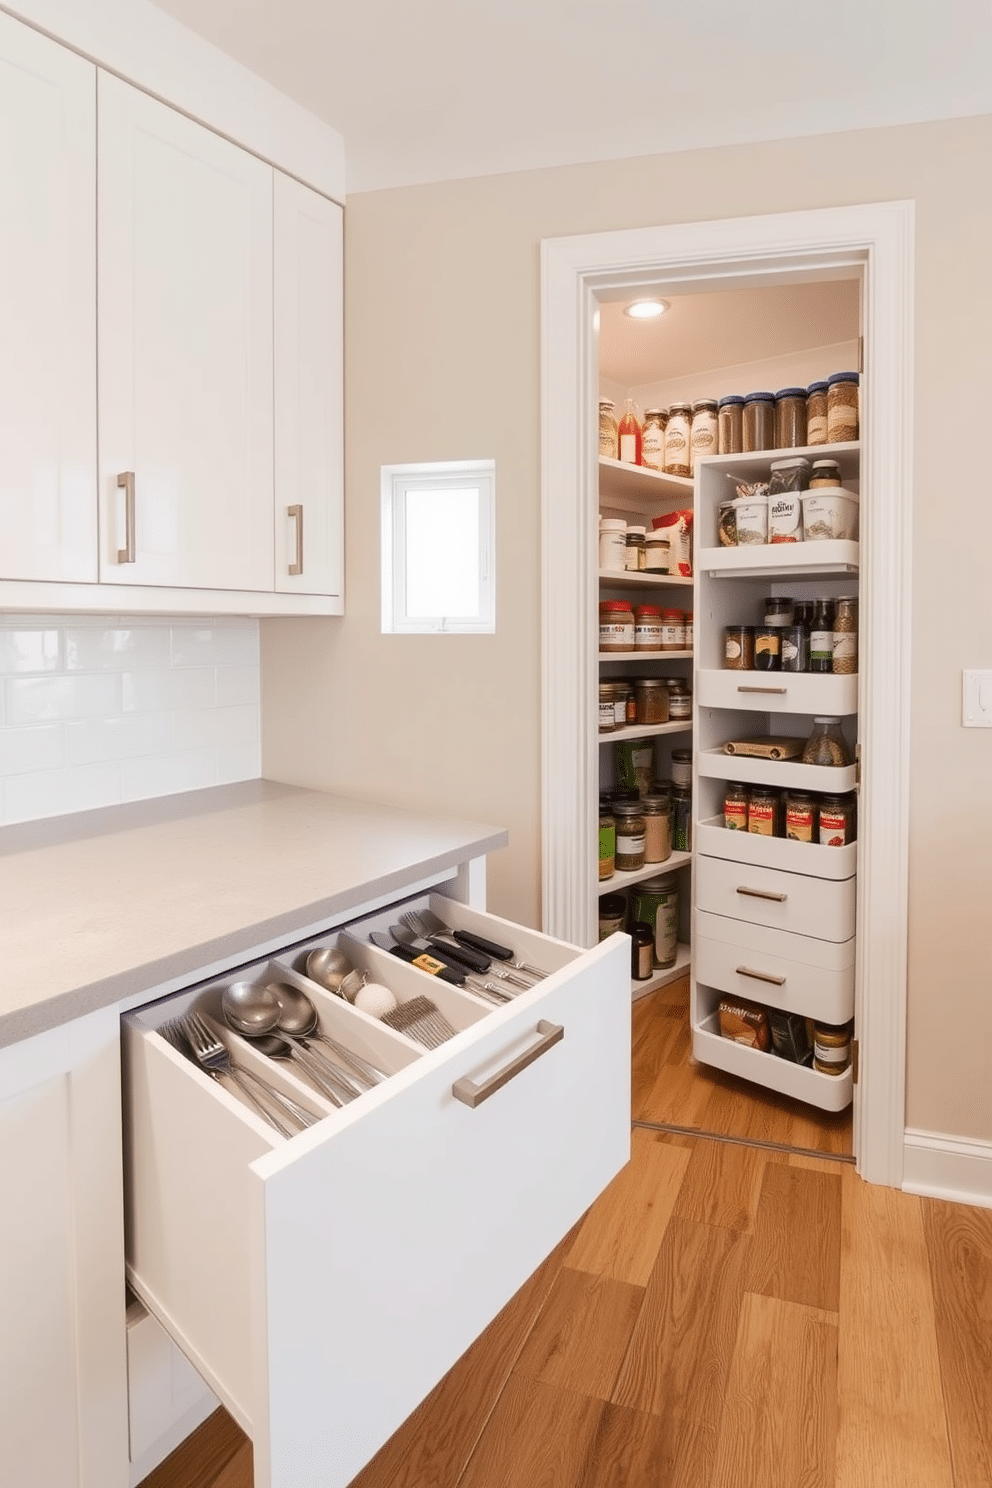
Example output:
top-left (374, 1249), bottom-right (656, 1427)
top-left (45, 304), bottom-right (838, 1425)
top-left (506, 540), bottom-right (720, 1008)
top-left (598, 893), bottom-right (627, 941)
top-left (684, 612), bottom-right (693, 651)
top-left (617, 398), bottom-right (643, 464)
top-left (775, 387), bottom-right (808, 449)
top-left (718, 394), bottom-right (744, 454)
top-left (742, 391), bottom-right (776, 452)
top-left (634, 678), bottom-right (670, 725)
top-left (670, 747), bottom-right (692, 788)
top-left (809, 459), bottom-right (842, 487)
top-left (599, 517), bottom-right (627, 571)
top-left (666, 679), bottom-right (692, 720)
top-left (644, 531), bottom-right (671, 573)
top-left (659, 608), bottom-right (686, 651)
top-left (826, 372), bottom-right (859, 443)
top-left (641, 794), bottom-right (672, 863)
top-left (690, 399), bottom-right (718, 471)
top-left (599, 807), bottom-right (616, 880)
top-left (724, 781), bottom-right (750, 831)
top-left (754, 623), bottom-right (782, 672)
top-left (634, 604), bottom-right (664, 651)
top-left (598, 681), bottom-right (618, 733)
top-left (785, 789), bottom-right (817, 842)
top-left (813, 1020), bottom-right (852, 1075)
top-left (599, 600), bottom-right (635, 652)
top-left (614, 801), bottom-right (646, 872)
top-left (641, 409), bottom-right (667, 471)
top-left (618, 682), bottom-right (635, 727)
top-left (764, 596), bottom-right (794, 627)
top-left (598, 399), bottom-right (618, 458)
top-left (806, 381), bottom-right (828, 445)
top-left (663, 403), bottom-right (692, 476)
top-left (809, 598), bottom-right (835, 673)
top-left (802, 717), bottom-right (852, 767)
top-left (748, 785), bottom-right (780, 836)
top-left (671, 785), bottom-right (692, 852)
top-left (832, 596), bottom-right (858, 675)
top-left (625, 526), bottom-right (646, 571)
top-left (632, 874), bottom-right (679, 968)
top-left (631, 922), bottom-right (655, 980)
top-left (819, 793), bottom-right (857, 846)
top-left (780, 622), bottom-right (809, 673)
top-left (725, 624), bottom-right (755, 670)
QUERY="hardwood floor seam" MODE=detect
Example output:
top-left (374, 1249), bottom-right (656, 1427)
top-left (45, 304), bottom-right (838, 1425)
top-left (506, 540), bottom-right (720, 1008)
top-left (631, 1117), bottom-right (858, 1164)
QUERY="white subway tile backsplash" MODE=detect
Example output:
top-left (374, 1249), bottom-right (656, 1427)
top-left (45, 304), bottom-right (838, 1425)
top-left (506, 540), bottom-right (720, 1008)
top-left (0, 614), bottom-right (261, 826)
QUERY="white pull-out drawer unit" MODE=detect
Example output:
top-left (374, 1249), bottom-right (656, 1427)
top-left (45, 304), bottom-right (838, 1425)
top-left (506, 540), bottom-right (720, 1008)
top-left (694, 852), bottom-right (856, 942)
top-left (123, 891), bottom-right (630, 1488)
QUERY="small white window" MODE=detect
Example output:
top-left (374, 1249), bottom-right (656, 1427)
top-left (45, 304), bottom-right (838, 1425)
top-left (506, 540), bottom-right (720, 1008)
top-left (381, 460), bottom-right (495, 634)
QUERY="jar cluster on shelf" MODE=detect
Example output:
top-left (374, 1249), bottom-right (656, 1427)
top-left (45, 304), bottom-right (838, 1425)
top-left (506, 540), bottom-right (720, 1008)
top-left (724, 596), bottom-right (858, 675)
top-left (599, 510), bottom-right (693, 578)
top-left (600, 601), bottom-right (693, 655)
top-left (599, 372), bottom-right (859, 471)
top-left (723, 780), bottom-right (857, 844)
top-left (717, 997), bottom-right (853, 1075)
top-left (599, 877), bottom-right (681, 982)
top-left (599, 675), bottom-right (691, 731)
top-left (719, 456), bottom-right (859, 547)
top-left (600, 740), bottom-right (692, 877)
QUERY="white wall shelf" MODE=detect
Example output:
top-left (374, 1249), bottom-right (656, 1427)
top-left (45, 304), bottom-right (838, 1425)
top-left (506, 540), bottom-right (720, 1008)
top-left (601, 721), bottom-right (693, 744)
top-left (598, 458), bottom-right (693, 513)
top-left (699, 540), bottom-right (859, 578)
top-left (697, 747), bottom-right (857, 793)
top-left (598, 570), bottom-right (694, 591)
top-left (602, 850), bottom-right (692, 894)
top-left (696, 818), bottom-right (857, 881)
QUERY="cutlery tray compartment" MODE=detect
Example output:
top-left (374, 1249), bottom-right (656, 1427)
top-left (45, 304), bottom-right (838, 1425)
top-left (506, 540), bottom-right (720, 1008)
top-left (122, 889), bottom-right (630, 1488)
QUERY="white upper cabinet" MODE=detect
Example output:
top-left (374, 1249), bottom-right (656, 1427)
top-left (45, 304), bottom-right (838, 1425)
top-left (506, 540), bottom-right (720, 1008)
top-left (0, 14), bottom-right (97, 582)
top-left (274, 173), bottom-right (344, 603)
top-left (97, 72), bottom-right (275, 592)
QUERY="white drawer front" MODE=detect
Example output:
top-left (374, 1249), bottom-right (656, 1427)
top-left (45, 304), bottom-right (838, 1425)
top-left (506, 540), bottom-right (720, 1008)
top-left (123, 897), bottom-right (630, 1488)
top-left (694, 924), bottom-right (855, 1025)
top-left (697, 668), bottom-right (858, 716)
top-left (695, 853), bottom-right (856, 941)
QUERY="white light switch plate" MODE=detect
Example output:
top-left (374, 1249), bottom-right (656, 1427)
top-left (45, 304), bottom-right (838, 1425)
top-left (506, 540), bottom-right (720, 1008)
top-left (963, 669), bottom-right (992, 727)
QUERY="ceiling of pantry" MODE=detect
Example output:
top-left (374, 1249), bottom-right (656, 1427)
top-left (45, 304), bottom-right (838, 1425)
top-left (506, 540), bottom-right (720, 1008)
top-left (151, 0), bottom-right (992, 192)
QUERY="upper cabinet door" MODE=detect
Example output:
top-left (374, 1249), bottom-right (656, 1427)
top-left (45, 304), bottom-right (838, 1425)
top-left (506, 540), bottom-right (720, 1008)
top-left (0, 15), bottom-right (97, 583)
top-left (97, 72), bottom-right (274, 591)
top-left (273, 174), bottom-right (344, 602)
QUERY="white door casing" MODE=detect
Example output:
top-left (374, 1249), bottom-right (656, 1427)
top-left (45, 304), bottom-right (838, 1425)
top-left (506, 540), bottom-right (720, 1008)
top-left (540, 202), bottom-right (914, 1188)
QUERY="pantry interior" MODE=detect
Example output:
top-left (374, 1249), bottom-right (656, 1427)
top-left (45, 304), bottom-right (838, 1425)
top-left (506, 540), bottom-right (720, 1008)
top-left (594, 266), bottom-right (865, 1152)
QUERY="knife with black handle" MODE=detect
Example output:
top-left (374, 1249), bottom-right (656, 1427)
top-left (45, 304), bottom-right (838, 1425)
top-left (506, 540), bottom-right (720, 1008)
top-left (424, 935), bottom-right (492, 974)
top-left (377, 938), bottom-right (467, 986)
top-left (450, 928), bottom-right (517, 961)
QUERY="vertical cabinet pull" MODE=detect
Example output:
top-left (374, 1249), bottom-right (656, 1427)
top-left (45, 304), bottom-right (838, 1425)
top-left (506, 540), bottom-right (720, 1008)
top-left (452, 1020), bottom-right (564, 1108)
top-left (288, 503), bottom-right (304, 576)
top-left (117, 471), bottom-right (136, 563)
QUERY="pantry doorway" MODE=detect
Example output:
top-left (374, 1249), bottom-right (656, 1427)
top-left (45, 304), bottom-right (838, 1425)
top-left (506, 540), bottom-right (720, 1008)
top-left (540, 202), bottom-right (914, 1189)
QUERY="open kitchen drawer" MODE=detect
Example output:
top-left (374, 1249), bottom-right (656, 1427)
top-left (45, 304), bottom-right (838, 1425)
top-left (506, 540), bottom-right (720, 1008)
top-left (122, 892), bottom-right (630, 1488)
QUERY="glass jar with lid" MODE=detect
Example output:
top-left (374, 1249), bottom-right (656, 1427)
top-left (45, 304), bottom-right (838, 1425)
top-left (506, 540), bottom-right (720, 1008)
top-left (599, 517), bottom-right (627, 571)
top-left (641, 794), bottom-right (672, 863)
top-left (634, 678), bottom-right (670, 725)
top-left (832, 596), bottom-right (858, 675)
top-left (598, 399), bottom-right (618, 458)
top-left (718, 394), bottom-right (744, 454)
top-left (625, 526), bottom-right (646, 571)
top-left (614, 801), bottom-right (646, 871)
top-left (599, 806), bottom-right (616, 879)
top-left (724, 781), bottom-right (750, 831)
top-left (644, 531), bottom-right (671, 573)
top-left (671, 785), bottom-right (692, 852)
top-left (599, 599), bottom-right (635, 652)
top-left (690, 399), bottom-right (718, 471)
top-left (634, 604), bottom-right (664, 651)
top-left (598, 892), bottom-right (627, 941)
top-left (774, 387), bottom-right (808, 449)
top-left (641, 408), bottom-right (667, 471)
top-left (742, 391), bottom-right (776, 452)
top-left (806, 381), bottom-right (829, 445)
top-left (598, 681), bottom-right (618, 733)
top-left (748, 785), bottom-right (781, 836)
top-left (802, 717), bottom-right (852, 767)
top-left (666, 679), bottom-right (692, 720)
top-left (663, 403), bottom-right (692, 476)
top-left (810, 459), bottom-right (842, 487)
top-left (785, 789), bottom-right (817, 842)
top-left (826, 372), bottom-right (859, 443)
top-left (659, 608), bottom-right (686, 651)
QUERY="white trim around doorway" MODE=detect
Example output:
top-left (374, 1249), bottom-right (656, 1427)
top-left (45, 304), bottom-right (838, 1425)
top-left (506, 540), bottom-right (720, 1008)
top-left (540, 201), bottom-right (914, 1189)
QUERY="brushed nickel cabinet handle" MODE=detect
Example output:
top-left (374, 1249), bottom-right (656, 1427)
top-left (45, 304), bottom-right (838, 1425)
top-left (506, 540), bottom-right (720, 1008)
top-left (736, 965), bottom-right (787, 986)
top-left (117, 471), bottom-right (135, 563)
top-left (736, 886), bottom-right (788, 902)
top-left (288, 503), bottom-right (304, 576)
top-left (737, 685), bottom-right (787, 694)
top-left (452, 1020), bottom-right (564, 1109)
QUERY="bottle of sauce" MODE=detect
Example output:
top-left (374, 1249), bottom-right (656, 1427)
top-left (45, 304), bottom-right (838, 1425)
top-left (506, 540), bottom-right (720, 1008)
top-left (809, 598), bottom-right (835, 674)
top-left (617, 399), bottom-right (643, 465)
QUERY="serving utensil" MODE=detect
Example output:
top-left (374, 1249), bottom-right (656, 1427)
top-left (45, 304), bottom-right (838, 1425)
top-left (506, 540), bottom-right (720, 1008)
top-left (221, 981), bottom-right (358, 1105)
top-left (267, 981), bottom-right (389, 1086)
top-left (304, 945), bottom-right (352, 993)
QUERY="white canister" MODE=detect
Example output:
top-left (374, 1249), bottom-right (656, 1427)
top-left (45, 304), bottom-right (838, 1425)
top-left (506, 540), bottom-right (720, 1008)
top-left (733, 497), bottom-right (768, 545)
top-left (599, 518), bottom-right (627, 570)
top-left (768, 492), bottom-right (803, 543)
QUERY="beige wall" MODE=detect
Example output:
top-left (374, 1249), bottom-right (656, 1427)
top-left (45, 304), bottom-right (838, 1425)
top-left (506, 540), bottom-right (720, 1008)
top-left (261, 113), bottom-right (992, 1143)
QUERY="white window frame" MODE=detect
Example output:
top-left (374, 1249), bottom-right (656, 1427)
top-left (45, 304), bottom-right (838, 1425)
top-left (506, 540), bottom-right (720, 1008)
top-left (380, 459), bottom-right (496, 634)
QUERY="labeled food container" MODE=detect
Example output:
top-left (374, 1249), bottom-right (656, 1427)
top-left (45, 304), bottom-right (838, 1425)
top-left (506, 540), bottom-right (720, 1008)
top-left (632, 874), bottom-right (679, 968)
top-left (599, 518), bottom-right (627, 571)
top-left (634, 604), bottom-right (664, 650)
top-left (742, 391), bottom-right (776, 452)
top-left (634, 678), bottom-right (669, 725)
top-left (813, 1020), bottom-right (852, 1075)
top-left (631, 922), bottom-right (655, 979)
top-left (599, 808), bottom-right (616, 879)
top-left (625, 526), bottom-right (646, 571)
top-left (599, 399), bottom-right (618, 458)
top-left (806, 381), bottom-right (829, 444)
top-left (733, 495), bottom-right (768, 545)
top-left (724, 624), bottom-right (755, 670)
top-left (663, 403), bottom-right (692, 476)
top-left (644, 531), bottom-right (671, 572)
top-left (826, 372), bottom-right (859, 443)
top-left (801, 487), bottom-right (859, 541)
top-left (652, 510), bottom-right (693, 575)
top-left (659, 608), bottom-right (685, 650)
top-left (768, 457), bottom-right (811, 494)
top-left (599, 600), bottom-right (635, 651)
top-left (615, 739), bottom-right (654, 797)
top-left (718, 996), bottom-right (771, 1050)
top-left (641, 794), bottom-right (672, 863)
top-left (598, 892), bottom-right (627, 941)
top-left (641, 409), bottom-right (666, 471)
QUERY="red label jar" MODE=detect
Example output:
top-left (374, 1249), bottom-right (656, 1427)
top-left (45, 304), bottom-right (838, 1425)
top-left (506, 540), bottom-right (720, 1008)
top-left (599, 600), bottom-right (634, 652)
top-left (659, 608), bottom-right (686, 651)
top-left (634, 604), bottom-right (664, 650)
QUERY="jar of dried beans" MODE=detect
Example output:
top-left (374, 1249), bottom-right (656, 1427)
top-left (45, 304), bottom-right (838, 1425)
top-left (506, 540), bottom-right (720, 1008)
top-left (826, 372), bottom-right (859, 443)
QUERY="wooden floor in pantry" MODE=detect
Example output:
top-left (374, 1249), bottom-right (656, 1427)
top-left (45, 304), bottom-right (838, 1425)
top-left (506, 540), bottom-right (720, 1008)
top-left (141, 976), bottom-right (991, 1488)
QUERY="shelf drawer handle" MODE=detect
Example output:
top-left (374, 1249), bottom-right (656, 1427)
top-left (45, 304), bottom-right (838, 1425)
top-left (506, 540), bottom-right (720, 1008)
top-left (117, 471), bottom-right (135, 564)
top-left (736, 965), bottom-right (787, 986)
top-left (288, 503), bottom-right (304, 576)
top-left (736, 886), bottom-right (788, 903)
top-left (452, 1020), bottom-right (564, 1109)
top-left (737, 685), bottom-right (787, 695)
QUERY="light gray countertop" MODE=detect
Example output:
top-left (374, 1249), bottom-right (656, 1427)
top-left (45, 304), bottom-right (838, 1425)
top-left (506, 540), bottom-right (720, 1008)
top-left (0, 780), bottom-right (507, 1047)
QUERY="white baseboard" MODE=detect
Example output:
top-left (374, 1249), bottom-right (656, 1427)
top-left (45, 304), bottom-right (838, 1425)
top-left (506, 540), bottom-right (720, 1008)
top-left (902, 1128), bottom-right (992, 1210)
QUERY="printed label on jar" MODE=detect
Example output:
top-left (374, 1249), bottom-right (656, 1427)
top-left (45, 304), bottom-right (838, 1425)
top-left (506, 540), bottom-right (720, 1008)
top-left (660, 623), bottom-right (684, 648)
top-left (725, 802), bottom-right (748, 831)
top-left (726, 637), bottom-right (743, 662)
top-left (635, 623), bottom-right (664, 648)
top-left (813, 1038), bottom-right (849, 1066)
top-left (786, 805), bottom-right (815, 842)
top-left (810, 629), bottom-right (833, 663)
top-left (619, 434), bottom-right (638, 462)
top-left (599, 700), bottom-right (614, 730)
top-left (819, 808), bottom-right (848, 846)
top-left (665, 427), bottom-right (687, 452)
top-left (807, 412), bottom-right (828, 444)
top-left (748, 801), bottom-right (776, 835)
top-left (642, 428), bottom-right (665, 468)
top-left (616, 831), bottom-right (645, 857)
top-left (755, 633), bottom-right (780, 661)
top-left (781, 635), bottom-right (799, 666)
top-left (832, 634), bottom-right (857, 668)
top-left (691, 428), bottom-right (715, 454)
top-left (600, 621), bottom-right (634, 646)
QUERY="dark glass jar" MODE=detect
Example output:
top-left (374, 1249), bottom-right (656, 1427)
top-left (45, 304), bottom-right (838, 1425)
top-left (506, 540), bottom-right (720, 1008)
top-left (631, 921), bottom-right (656, 980)
top-left (742, 391), bottom-right (776, 452)
top-left (718, 394), bottom-right (744, 454)
top-left (754, 624), bottom-right (782, 672)
top-left (809, 599), bottom-right (835, 673)
top-left (671, 785), bottom-right (692, 853)
top-left (599, 808), bottom-right (616, 879)
top-left (775, 387), bottom-right (808, 449)
top-left (598, 892), bottom-right (627, 941)
top-left (806, 381), bottom-right (829, 445)
top-left (780, 623), bottom-right (809, 672)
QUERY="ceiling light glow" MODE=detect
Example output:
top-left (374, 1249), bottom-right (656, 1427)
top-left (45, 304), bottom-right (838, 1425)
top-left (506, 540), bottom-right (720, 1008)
top-left (624, 299), bottom-right (668, 320)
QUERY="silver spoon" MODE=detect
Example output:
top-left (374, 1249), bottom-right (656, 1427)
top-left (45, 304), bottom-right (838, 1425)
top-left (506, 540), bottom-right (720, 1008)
top-left (244, 1031), bottom-right (346, 1109)
top-left (265, 982), bottom-right (388, 1089)
top-left (222, 981), bottom-right (352, 1105)
top-left (304, 946), bottom-right (352, 993)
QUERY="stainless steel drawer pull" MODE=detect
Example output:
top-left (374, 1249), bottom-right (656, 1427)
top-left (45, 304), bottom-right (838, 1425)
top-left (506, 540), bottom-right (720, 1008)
top-left (452, 1020), bottom-right (564, 1109)
top-left (288, 503), bottom-right (304, 576)
top-left (736, 886), bottom-right (788, 903)
top-left (737, 685), bottom-right (787, 695)
top-left (117, 471), bottom-right (135, 563)
top-left (736, 965), bottom-right (787, 986)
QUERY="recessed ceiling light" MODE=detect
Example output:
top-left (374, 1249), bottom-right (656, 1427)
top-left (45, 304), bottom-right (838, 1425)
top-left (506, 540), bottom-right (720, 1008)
top-left (623, 299), bottom-right (669, 320)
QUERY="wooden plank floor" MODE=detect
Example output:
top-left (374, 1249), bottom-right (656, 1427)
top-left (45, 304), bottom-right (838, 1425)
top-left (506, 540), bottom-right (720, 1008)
top-left (141, 981), bottom-right (991, 1488)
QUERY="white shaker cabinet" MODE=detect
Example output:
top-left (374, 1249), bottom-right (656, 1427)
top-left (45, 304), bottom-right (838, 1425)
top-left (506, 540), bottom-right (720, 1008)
top-left (0, 14), bottom-right (97, 583)
top-left (97, 71), bottom-right (275, 592)
top-left (0, 1009), bottom-right (129, 1488)
top-left (273, 173), bottom-right (344, 603)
